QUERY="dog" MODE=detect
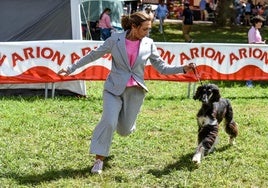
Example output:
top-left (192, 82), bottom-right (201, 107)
top-left (192, 83), bottom-right (238, 164)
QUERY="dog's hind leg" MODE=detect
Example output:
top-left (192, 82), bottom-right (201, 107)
top-left (225, 100), bottom-right (238, 145)
top-left (225, 121), bottom-right (238, 145)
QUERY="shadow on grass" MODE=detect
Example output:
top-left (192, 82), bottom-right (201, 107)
top-left (147, 144), bottom-right (235, 177)
top-left (1, 156), bottom-right (114, 186)
top-left (1, 167), bottom-right (91, 186)
top-left (147, 152), bottom-right (197, 177)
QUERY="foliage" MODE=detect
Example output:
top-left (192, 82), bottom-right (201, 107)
top-left (215, 0), bottom-right (235, 26)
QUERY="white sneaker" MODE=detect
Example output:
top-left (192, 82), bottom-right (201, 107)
top-left (91, 159), bottom-right (103, 174)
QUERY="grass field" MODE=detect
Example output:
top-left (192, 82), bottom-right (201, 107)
top-left (150, 21), bottom-right (266, 43)
top-left (0, 22), bottom-right (268, 187)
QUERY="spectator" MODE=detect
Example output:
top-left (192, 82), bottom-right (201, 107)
top-left (182, 2), bottom-right (194, 42)
top-left (155, 0), bottom-right (169, 33)
top-left (245, 0), bottom-right (253, 26)
top-left (89, 21), bottom-right (101, 40)
top-left (144, 5), bottom-right (154, 36)
top-left (99, 8), bottom-right (113, 40)
top-left (247, 15), bottom-right (266, 87)
top-left (199, 0), bottom-right (207, 21)
top-left (144, 5), bottom-right (154, 22)
top-left (248, 15), bottom-right (265, 44)
top-left (262, 5), bottom-right (268, 25)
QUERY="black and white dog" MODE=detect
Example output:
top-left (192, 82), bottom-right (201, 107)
top-left (192, 84), bottom-right (238, 164)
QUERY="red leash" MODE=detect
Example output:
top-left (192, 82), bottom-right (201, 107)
top-left (192, 63), bottom-right (203, 86)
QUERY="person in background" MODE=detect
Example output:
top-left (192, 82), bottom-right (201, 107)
top-left (145, 5), bottom-right (154, 22)
top-left (99, 8), bottom-right (113, 40)
top-left (144, 5), bottom-right (154, 36)
top-left (199, 0), bottom-right (207, 21)
top-left (262, 5), bottom-right (268, 25)
top-left (155, 0), bottom-right (169, 33)
top-left (89, 21), bottom-right (101, 40)
top-left (58, 11), bottom-right (194, 174)
top-left (182, 2), bottom-right (194, 43)
top-left (244, 0), bottom-right (253, 26)
top-left (247, 15), bottom-right (266, 87)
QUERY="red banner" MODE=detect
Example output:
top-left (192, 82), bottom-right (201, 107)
top-left (0, 40), bottom-right (268, 84)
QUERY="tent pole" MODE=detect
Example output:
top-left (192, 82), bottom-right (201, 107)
top-left (51, 83), bottom-right (55, 98)
top-left (45, 83), bottom-right (48, 99)
top-left (81, 2), bottom-right (92, 40)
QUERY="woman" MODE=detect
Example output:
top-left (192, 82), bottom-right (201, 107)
top-left (248, 15), bottom-right (265, 44)
top-left (58, 11), bottom-right (194, 174)
top-left (247, 15), bottom-right (265, 87)
top-left (99, 8), bottom-right (113, 40)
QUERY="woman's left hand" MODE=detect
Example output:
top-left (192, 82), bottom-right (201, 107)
top-left (183, 63), bottom-right (195, 73)
top-left (58, 69), bottom-right (70, 76)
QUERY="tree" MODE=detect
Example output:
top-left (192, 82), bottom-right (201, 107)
top-left (215, 0), bottom-right (235, 26)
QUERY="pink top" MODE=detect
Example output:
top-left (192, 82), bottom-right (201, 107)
top-left (99, 13), bottom-right (112, 29)
top-left (248, 26), bottom-right (264, 44)
top-left (125, 39), bottom-right (140, 87)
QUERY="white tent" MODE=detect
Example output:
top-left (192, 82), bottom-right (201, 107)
top-left (0, 0), bottom-right (86, 97)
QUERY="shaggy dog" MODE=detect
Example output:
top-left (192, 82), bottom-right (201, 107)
top-left (192, 83), bottom-right (238, 164)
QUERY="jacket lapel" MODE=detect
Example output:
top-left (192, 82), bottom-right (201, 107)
top-left (117, 32), bottom-right (131, 69)
top-left (132, 37), bottom-right (148, 69)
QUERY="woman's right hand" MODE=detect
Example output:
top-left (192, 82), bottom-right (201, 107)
top-left (58, 69), bottom-right (70, 76)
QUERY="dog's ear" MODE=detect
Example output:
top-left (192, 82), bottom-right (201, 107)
top-left (210, 84), bottom-right (221, 102)
top-left (193, 85), bottom-right (203, 100)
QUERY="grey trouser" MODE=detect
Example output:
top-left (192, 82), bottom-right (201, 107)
top-left (90, 87), bottom-right (145, 157)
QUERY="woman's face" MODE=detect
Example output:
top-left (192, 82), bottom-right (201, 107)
top-left (255, 21), bottom-right (263, 29)
top-left (132, 21), bottom-right (151, 39)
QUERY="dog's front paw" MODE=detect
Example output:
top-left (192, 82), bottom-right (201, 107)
top-left (192, 146), bottom-right (204, 164)
top-left (192, 153), bottom-right (202, 164)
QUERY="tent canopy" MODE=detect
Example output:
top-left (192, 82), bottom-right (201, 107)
top-left (0, 0), bottom-right (85, 97)
top-left (0, 0), bottom-right (73, 42)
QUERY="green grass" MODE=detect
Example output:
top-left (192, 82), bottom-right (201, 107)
top-left (151, 22), bottom-right (268, 43)
top-left (0, 23), bottom-right (268, 187)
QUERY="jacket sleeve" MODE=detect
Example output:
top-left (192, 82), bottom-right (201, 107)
top-left (149, 43), bottom-right (185, 74)
top-left (67, 39), bottom-right (113, 73)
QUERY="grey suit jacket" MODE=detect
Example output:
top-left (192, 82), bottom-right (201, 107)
top-left (67, 31), bottom-right (185, 95)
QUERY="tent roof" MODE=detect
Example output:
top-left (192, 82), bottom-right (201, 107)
top-left (0, 0), bottom-right (74, 42)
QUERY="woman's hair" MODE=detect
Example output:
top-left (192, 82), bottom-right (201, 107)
top-left (100, 8), bottom-right (111, 20)
top-left (121, 11), bottom-right (151, 30)
top-left (251, 15), bottom-right (265, 26)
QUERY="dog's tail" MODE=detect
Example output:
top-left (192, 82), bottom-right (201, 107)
top-left (225, 99), bottom-right (238, 138)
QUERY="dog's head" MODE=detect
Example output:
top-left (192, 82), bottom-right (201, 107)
top-left (193, 84), bottom-right (221, 104)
